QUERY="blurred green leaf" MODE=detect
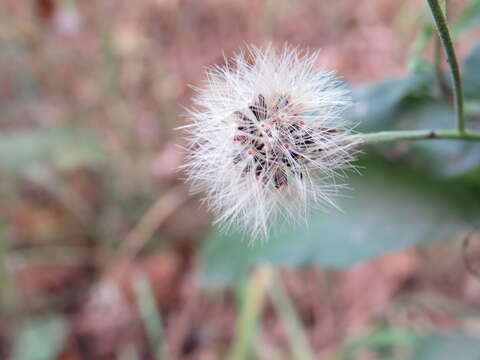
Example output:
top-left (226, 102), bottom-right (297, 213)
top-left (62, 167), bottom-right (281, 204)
top-left (200, 39), bottom-right (480, 288)
top-left (350, 39), bottom-right (480, 178)
top-left (200, 157), bottom-right (479, 288)
top-left (0, 126), bottom-right (104, 172)
top-left (133, 273), bottom-right (169, 360)
top-left (228, 267), bottom-right (272, 360)
top-left (12, 314), bottom-right (66, 360)
top-left (268, 270), bottom-right (314, 360)
top-left (350, 73), bottom-right (433, 133)
top-left (452, 0), bottom-right (480, 36)
top-left (462, 40), bottom-right (480, 100)
top-left (411, 332), bottom-right (480, 360)
top-left (406, 16), bottom-right (434, 72)
top-left (344, 326), bottom-right (418, 360)
top-left (378, 101), bottom-right (480, 177)
top-left (118, 345), bottom-right (141, 360)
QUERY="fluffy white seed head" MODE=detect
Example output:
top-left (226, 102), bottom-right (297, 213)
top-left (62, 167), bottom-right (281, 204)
top-left (180, 44), bottom-right (359, 240)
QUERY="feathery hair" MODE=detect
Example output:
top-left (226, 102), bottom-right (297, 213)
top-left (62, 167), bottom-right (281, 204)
top-left (180, 44), bottom-right (359, 240)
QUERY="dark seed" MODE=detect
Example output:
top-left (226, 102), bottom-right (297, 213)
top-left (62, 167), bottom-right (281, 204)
top-left (257, 94), bottom-right (267, 119)
top-left (233, 153), bottom-right (244, 164)
top-left (295, 133), bottom-right (316, 148)
top-left (254, 142), bottom-right (265, 151)
top-left (233, 135), bottom-right (249, 143)
top-left (274, 168), bottom-right (288, 188)
top-left (290, 151), bottom-right (299, 161)
top-left (249, 106), bottom-right (258, 121)
top-left (319, 127), bottom-right (337, 134)
top-left (242, 163), bottom-right (252, 176)
top-left (250, 94), bottom-right (267, 121)
top-left (274, 95), bottom-right (289, 111)
top-left (234, 111), bottom-right (250, 122)
top-left (289, 123), bottom-right (300, 133)
top-left (255, 156), bottom-right (266, 166)
top-left (282, 156), bottom-right (292, 167)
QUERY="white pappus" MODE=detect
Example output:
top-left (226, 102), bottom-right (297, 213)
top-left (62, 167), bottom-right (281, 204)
top-left (180, 44), bottom-right (360, 241)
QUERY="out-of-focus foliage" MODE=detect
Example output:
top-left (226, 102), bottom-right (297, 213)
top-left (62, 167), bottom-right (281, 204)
top-left (453, 0), bottom-right (480, 35)
top-left (0, 127), bottom-right (104, 172)
top-left (2, 0), bottom-right (480, 359)
top-left (11, 315), bottom-right (66, 360)
top-left (200, 156), bottom-right (479, 287)
top-left (463, 41), bottom-right (480, 100)
top-left (200, 39), bottom-right (480, 287)
top-left (343, 328), bottom-right (480, 360)
top-left (354, 40), bottom-right (480, 178)
top-left (411, 332), bottom-right (480, 360)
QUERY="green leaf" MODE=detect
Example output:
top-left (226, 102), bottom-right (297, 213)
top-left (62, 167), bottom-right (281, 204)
top-left (350, 38), bottom-right (480, 133)
top-left (376, 101), bottom-right (480, 178)
top-left (12, 314), bottom-right (67, 360)
top-left (350, 73), bottom-right (433, 133)
top-left (411, 332), bottom-right (480, 360)
top-left (452, 0), bottom-right (480, 37)
top-left (406, 15), bottom-right (434, 72)
top-left (462, 40), bottom-right (480, 100)
top-left (133, 273), bottom-right (169, 359)
top-left (344, 326), bottom-right (418, 359)
top-left (0, 126), bottom-right (104, 172)
top-left (349, 39), bottom-right (480, 178)
top-left (199, 157), bottom-right (480, 288)
top-left (200, 38), bottom-right (480, 288)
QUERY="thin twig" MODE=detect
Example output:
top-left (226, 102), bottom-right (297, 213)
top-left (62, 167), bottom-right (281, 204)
top-left (120, 183), bottom-right (188, 258)
top-left (228, 266), bottom-right (273, 360)
top-left (433, 0), bottom-right (452, 104)
top-left (352, 129), bottom-right (480, 145)
top-left (427, 0), bottom-right (465, 133)
top-left (97, 183), bottom-right (189, 283)
top-left (434, 34), bottom-right (453, 104)
top-left (268, 269), bottom-right (315, 360)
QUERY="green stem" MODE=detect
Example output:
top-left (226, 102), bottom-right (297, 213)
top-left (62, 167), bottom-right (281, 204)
top-left (268, 270), bottom-right (314, 360)
top-left (228, 266), bottom-right (272, 360)
top-left (434, 34), bottom-right (452, 105)
top-left (433, 1), bottom-right (451, 104)
top-left (353, 129), bottom-right (480, 144)
top-left (427, 0), bottom-right (465, 133)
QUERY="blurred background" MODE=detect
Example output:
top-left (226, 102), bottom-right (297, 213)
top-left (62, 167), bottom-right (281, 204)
top-left (2, 0), bottom-right (480, 359)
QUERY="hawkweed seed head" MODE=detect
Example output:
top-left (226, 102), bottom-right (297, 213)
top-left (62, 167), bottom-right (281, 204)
top-left (180, 44), bottom-right (359, 240)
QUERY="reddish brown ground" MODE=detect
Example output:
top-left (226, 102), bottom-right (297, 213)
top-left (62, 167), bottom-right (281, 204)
top-left (1, 0), bottom-right (479, 359)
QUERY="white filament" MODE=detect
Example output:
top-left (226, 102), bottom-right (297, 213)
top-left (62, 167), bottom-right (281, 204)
top-left (181, 44), bottom-right (359, 240)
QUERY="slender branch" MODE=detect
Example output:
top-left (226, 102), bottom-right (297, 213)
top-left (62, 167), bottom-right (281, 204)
top-left (433, 0), bottom-right (452, 104)
top-left (352, 129), bottom-right (480, 145)
top-left (228, 266), bottom-right (272, 360)
top-left (434, 30), bottom-right (453, 104)
top-left (93, 184), bottom-right (188, 285)
top-left (427, 0), bottom-right (465, 133)
top-left (120, 183), bottom-right (187, 258)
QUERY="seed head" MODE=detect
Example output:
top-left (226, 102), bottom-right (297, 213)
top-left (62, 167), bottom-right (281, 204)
top-left (181, 44), bottom-right (359, 240)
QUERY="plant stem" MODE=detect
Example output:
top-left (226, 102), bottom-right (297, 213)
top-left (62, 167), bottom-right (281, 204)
top-left (427, 0), bottom-right (465, 133)
top-left (434, 35), bottom-right (452, 105)
top-left (433, 0), bottom-right (452, 104)
top-left (268, 270), bottom-right (314, 360)
top-left (228, 266), bottom-right (272, 360)
top-left (353, 129), bottom-right (480, 145)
